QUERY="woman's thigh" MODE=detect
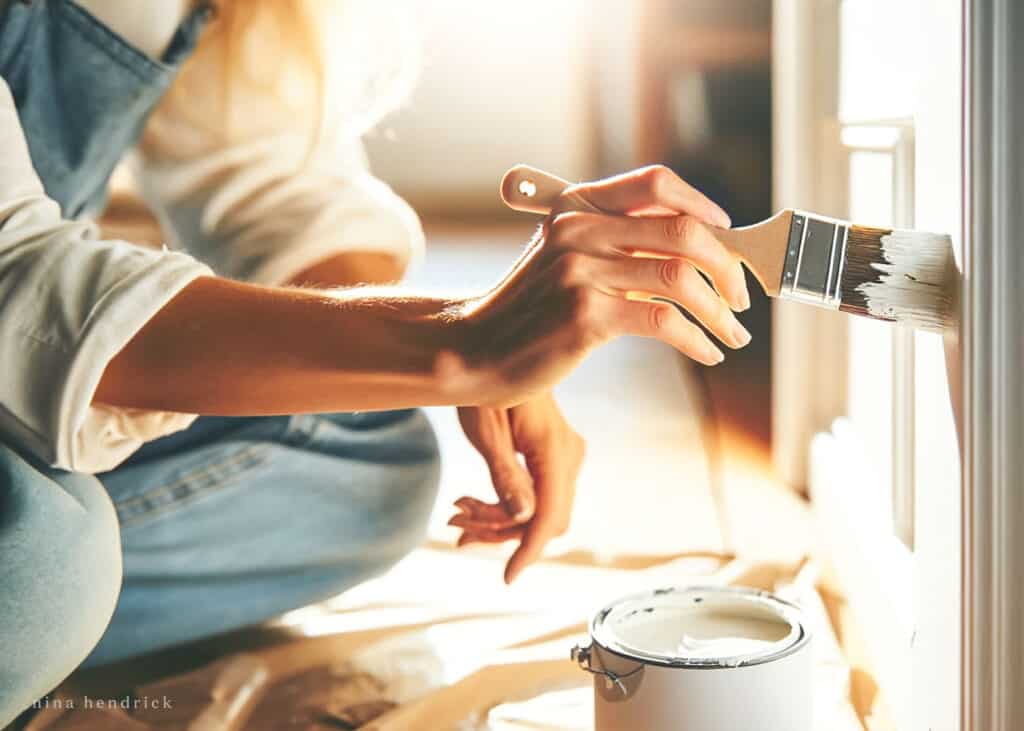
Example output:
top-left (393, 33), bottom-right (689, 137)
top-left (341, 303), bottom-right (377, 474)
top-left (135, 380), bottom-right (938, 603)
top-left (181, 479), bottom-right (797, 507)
top-left (85, 410), bottom-right (441, 666)
top-left (0, 444), bottom-right (122, 728)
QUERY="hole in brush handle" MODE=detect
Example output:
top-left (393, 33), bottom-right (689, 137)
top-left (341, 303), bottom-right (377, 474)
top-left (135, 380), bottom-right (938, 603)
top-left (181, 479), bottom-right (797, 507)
top-left (501, 165), bottom-right (571, 215)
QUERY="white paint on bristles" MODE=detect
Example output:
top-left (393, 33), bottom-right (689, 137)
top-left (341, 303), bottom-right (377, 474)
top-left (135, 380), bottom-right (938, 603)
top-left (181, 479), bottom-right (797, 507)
top-left (857, 229), bottom-right (956, 332)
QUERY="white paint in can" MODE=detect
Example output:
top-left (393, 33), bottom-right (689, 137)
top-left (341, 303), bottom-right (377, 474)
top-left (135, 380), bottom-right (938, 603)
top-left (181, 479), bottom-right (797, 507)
top-left (574, 586), bottom-right (814, 731)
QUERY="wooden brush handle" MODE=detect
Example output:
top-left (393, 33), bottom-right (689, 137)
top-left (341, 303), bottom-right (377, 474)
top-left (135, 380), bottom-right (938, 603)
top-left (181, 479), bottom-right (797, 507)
top-left (500, 164), bottom-right (600, 214)
top-left (500, 164), bottom-right (790, 296)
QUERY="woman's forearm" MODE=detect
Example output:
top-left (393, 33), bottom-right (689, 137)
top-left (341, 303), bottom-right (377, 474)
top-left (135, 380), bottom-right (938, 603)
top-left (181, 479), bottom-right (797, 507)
top-left (94, 276), bottom-right (476, 415)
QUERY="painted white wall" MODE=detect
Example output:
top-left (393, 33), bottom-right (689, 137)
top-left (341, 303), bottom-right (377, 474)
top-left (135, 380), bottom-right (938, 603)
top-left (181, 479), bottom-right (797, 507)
top-left (771, 0), bottom-right (848, 489)
top-left (909, 1), bottom-right (962, 728)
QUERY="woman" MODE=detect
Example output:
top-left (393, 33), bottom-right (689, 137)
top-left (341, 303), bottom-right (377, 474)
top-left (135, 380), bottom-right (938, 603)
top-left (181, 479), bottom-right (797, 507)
top-left (0, 0), bottom-right (751, 722)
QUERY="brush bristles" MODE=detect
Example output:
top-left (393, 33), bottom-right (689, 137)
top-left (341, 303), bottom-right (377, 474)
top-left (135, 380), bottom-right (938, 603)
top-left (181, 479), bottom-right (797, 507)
top-left (839, 225), bottom-right (956, 332)
top-left (838, 226), bottom-right (891, 318)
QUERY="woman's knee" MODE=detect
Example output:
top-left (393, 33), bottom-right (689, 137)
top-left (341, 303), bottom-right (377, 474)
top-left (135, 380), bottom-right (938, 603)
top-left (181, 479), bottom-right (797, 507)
top-left (0, 446), bottom-right (122, 725)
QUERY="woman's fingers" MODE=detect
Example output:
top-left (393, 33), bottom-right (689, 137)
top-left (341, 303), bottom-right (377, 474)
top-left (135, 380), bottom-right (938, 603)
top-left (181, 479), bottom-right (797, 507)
top-left (452, 497), bottom-right (524, 544)
top-left (586, 257), bottom-right (751, 349)
top-left (450, 513), bottom-right (518, 531)
top-left (454, 496), bottom-right (515, 521)
top-left (456, 408), bottom-right (536, 521)
top-left (503, 512), bottom-right (564, 584)
top-left (457, 526), bottom-right (525, 547)
top-left (609, 294), bottom-right (727, 365)
top-left (546, 212), bottom-right (750, 312)
top-left (564, 165), bottom-right (731, 227)
top-left (450, 497), bottom-right (524, 531)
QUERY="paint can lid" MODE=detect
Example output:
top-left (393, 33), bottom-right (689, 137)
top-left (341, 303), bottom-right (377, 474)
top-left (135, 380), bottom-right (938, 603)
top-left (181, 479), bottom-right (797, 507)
top-left (589, 585), bottom-right (810, 669)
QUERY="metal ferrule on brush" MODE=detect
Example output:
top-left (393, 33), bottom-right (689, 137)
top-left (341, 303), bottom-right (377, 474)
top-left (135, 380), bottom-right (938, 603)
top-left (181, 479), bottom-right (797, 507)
top-left (778, 211), bottom-right (850, 309)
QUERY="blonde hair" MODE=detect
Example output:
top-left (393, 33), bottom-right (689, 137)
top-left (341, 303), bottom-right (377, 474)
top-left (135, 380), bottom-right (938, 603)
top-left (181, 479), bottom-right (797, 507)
top-left (158, 0), bottom-right (418, 152)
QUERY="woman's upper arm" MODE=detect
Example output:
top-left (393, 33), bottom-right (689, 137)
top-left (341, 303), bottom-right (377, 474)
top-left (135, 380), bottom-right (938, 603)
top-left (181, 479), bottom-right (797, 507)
top-left (0, 76), bottom-right (212, 471)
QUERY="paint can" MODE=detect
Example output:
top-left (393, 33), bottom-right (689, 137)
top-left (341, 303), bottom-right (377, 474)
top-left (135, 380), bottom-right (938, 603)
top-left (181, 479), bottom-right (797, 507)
top-left (572, 586), bottom-right (813, 731)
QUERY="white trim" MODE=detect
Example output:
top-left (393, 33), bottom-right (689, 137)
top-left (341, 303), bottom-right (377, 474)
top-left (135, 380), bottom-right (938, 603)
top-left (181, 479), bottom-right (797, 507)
top-left (771, 0), bottom-right (848, 490)
top-left (890, 125), bottom-right (917, 550)
top-left (810, 420), bottom-right (914, 729)
top-left (909, 3), bottom-right (963, 726)
top-left (961, 0), bottom-right (1024, 728)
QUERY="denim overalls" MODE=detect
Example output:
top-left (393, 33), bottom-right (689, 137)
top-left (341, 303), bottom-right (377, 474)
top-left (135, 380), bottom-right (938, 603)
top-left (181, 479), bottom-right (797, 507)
top-left (0, 0), bottom-right (212, 217)
top-left (0, 3), bottom-right (439, 724)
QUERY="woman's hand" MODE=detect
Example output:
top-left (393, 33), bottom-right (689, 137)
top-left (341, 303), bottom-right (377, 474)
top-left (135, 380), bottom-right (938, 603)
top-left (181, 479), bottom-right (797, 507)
top-left (451, 393), bottom-right (584, 583)
top-left (457, 165), bottom-right (751, 407)
top-left (445, 166), bottom-right (747, 582)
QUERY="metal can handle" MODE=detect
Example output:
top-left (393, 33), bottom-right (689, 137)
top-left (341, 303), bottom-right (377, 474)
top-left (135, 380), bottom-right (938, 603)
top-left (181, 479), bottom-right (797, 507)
top-left (571, 643), bottom-right (642, 697)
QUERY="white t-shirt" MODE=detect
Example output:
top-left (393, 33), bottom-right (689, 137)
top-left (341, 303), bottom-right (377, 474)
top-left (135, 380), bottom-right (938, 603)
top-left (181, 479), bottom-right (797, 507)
top-left (0, 1), bottom-right (423, 472)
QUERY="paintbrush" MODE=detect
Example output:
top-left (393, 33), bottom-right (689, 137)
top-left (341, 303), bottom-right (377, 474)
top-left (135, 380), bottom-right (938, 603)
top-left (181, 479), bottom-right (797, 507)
top-left (501, 165), bottom-right (956, 332)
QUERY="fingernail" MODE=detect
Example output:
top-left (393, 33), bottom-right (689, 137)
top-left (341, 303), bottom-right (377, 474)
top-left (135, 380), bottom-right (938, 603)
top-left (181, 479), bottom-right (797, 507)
top-left (707, 344), bottom-right (726, 365)
top-left (715, 209), bottom-right (732, 229)
top-left (732, 320), bottom-right (752, 347)
top-left (736, 287), bottom-right (751, 312)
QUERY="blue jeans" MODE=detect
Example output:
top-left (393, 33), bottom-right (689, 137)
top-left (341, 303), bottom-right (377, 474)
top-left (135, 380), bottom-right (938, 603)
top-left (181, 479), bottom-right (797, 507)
top-left (0, 410), bottom-right (440, 726)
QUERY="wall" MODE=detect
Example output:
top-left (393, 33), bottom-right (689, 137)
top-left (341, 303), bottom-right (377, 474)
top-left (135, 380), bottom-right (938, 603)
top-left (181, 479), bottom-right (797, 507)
top-left (364, 0), bottom-right (600, 216)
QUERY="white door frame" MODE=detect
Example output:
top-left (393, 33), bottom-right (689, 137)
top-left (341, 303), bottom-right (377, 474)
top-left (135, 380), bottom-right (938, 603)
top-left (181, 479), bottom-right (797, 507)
top-left (771, 0), bottom-right (848, 491)
top-left (961, 0), bottom-right (1024, 728)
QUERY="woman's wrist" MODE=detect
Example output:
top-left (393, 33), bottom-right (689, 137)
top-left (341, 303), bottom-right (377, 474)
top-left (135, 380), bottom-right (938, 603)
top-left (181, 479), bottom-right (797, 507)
top-left (340, 291), bottom-right (493, 406)
top-left (278, 285), bottom-right (489, 409)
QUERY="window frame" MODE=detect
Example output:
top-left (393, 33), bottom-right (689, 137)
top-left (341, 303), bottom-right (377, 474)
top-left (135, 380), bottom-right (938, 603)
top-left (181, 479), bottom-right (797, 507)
top-left (811, 119), bottom-right (919, 730)
top-left (961, 0), bottom-right (1024, 728)
top-left (840, 120), bottom-right (918, 549)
